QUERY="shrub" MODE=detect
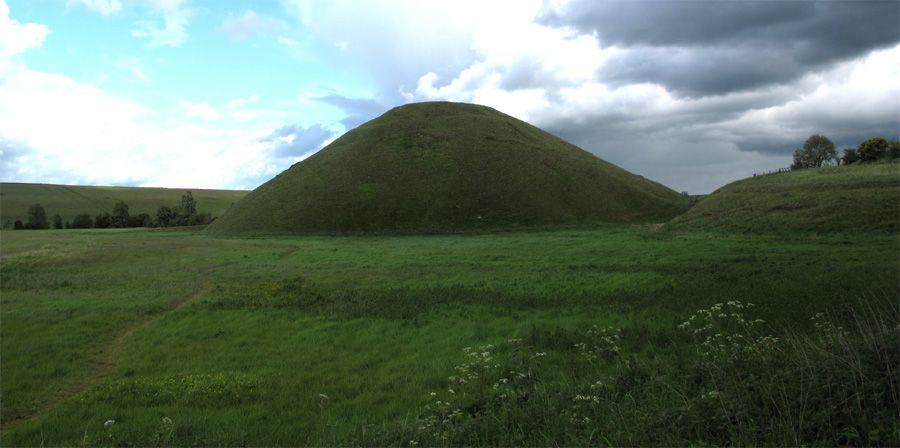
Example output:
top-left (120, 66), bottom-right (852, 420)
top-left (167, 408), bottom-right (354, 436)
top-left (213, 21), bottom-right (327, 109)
top-left (888, 140), bottom-right (899, 160)
top-left (859, 137), bottom-right (888, 162)
top-left (26, 203), bottom-right (49, 229)
top-left (156, 206), bottom-right (173, 227)
top-left (842, 148), bottom-right (860, 165)
top-left (94, 212), bottom-right (112, 229)
top-left (71, 213), bottom-right (93, 229)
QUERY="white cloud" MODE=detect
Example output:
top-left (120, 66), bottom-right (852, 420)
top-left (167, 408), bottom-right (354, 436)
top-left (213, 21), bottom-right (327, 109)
top-left (112, 55), bottom-right (149, 82)
top-left (220, 10), bottom-right (284, 41)
top-left (66, 0), bottom-right (123, 16)
top-left (0, 20), bottom-right (286, 191)
top-left (131, 0), bottom-right (191, 47)
top-left (0, 64), bottom-right (285, 189)
top-left (181, 101), bottom-right (218, 121)
top-left (281, 0), bottom-right (313, 26)
top-left (224, 94), bottom-right (259, 109)
top-left (0, 66), bottom-right (150, 185)
top-left (401, 12), bottom-right (612, 122)
top-left (0, 1), bottom-right (50, 57)
top-left (283, 0), bottom-right (535, 102)
top-left (278, 36), bottom-right (298, 48)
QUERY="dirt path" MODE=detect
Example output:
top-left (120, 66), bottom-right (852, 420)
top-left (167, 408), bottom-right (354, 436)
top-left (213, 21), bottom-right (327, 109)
top-left (0, 272), bottom-right (210, 433)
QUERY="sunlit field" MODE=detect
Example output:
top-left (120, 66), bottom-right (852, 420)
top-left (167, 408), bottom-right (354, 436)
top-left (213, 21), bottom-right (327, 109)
top-left (2, 226), bottom-right (897, 446)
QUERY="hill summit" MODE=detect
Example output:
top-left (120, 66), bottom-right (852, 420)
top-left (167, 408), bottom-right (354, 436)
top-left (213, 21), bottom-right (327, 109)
top-left (206, 102), bottom-right (691, 235)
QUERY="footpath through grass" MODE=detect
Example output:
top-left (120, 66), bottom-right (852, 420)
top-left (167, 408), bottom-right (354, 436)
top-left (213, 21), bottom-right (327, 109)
top-left (1, 226), bottom-right (897, 446)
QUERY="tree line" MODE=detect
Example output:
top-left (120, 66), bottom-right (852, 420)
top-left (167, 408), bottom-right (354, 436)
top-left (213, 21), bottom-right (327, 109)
top-left (5, 191), bottom-right (213, 230)
top-left (791, 135), bottom-right (899, 170)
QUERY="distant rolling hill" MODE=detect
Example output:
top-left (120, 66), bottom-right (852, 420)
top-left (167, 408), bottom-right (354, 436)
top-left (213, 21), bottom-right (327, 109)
top-left (0, 183), bottom-right (249, 227)
top-left (206, 101), bottom-right (693, 235)
top-left (668, 162), bottom-right (900, 234)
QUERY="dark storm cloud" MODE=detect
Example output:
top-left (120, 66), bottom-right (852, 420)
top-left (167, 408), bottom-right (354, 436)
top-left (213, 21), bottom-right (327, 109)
top-left (261, 123), bottom-right (335, 158)
top-left (734, 117), bottom-right (900, 156)
top-left (313, 95), bottom-right (387, 130)
top-left (536, 1), bottom-right (900, 96)
top-left (598, 45), bottom-right (805, 97)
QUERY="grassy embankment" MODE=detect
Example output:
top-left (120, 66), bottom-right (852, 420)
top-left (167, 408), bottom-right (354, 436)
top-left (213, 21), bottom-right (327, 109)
top-left (669, 162), bottom-right (899, 234)
top-left (0, 183), bottom-right (248, 226)
top-left (1, 162), bottom-right (898, 446)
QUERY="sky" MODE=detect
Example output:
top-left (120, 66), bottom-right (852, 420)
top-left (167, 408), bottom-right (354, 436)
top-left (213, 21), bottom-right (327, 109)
top-left (1, 0), bottom-right (898, 195)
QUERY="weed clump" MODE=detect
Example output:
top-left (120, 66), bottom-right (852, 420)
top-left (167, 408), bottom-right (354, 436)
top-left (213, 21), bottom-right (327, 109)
top-left (354, 300), bottom-right (899, 447)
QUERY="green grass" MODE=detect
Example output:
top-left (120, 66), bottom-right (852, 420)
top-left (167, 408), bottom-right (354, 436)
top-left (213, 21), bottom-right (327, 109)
top-left (668, 162), bottom-right (900, 234)
top-left (0, 183), bottom-right (249, 226)
top-left (206, 102), bottom-right (692, 235)
top-left (1, 225), bottom-right (897, 446)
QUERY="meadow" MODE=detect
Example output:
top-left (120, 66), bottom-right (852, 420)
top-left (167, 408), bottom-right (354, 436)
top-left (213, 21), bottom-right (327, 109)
top-left (1, 223), bottom-right (897, 446)
top-left (0, 183), bottom-right (248, 227)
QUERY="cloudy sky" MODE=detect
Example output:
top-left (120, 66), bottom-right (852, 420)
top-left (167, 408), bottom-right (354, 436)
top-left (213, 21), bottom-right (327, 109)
top-left (1, 0), bottom-right (897, 194)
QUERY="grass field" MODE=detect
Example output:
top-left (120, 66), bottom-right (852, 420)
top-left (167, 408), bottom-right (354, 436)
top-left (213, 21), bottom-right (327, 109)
top-left (0, 183), bottom-right (249, 227)
top-left (1, 223), bottom-right (897, 446)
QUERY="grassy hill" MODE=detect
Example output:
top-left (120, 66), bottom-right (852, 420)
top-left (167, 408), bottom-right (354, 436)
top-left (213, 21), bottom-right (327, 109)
top-left (206, 102), bottom-right (692, 235)
top-left (0, 183), bottom-right (249, 227)
top-left (668, 162), bottom-right (899, 234)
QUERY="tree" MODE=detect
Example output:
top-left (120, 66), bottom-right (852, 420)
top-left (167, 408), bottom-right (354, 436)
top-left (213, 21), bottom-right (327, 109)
top-left (72, 213), bottom-right (93, 229)
top-left (14, 220), bottom-right (24, 230)
top-left (156, 206), bottom-right (173, 227)
top-left (790, 149), bottom-right (812, 170)
top-left (180, 191), bottom-right (197, 216)
top-left (52, 214), bottom-right (63, 229)
top-left (111, 201), bottom-right (130, 228)
top-left (189, 212), bottom-right (212, 226)
top-left (26, 203), bottom-right (50, 229)
top-left (94, 212), bottom-right (112, 229)
top-left (842, 148), bottom-right (860, 165)
top-left (791, 134), bottom-right (837, 170)
top-left (889, 140), bottom-right (900, 160)
top-left (131, 213), bottom-right (152, 227)
top-left (858, 137), bottom-right (888, 162)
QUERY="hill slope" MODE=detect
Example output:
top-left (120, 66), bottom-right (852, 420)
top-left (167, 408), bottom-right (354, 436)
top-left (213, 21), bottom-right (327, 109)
top-left (667, 162), bottom-right (899, 234)
top-left (0, 183), bottom-right (249, 227)
top-left (206, 102), bottom-right (691, 235)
